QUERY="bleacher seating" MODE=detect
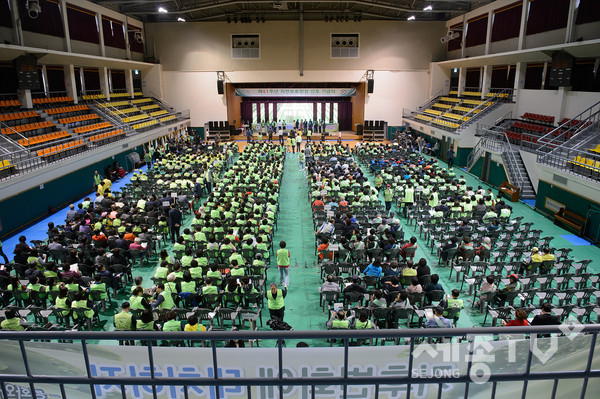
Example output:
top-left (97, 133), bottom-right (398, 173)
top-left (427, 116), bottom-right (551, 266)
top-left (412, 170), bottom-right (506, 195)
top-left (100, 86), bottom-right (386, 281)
top-left (159, 115), bottom-right (177, 123)
top-left (109, 93), bottom-right (131, 98)
top-left (89, 129), bottom-right (125, 144)
top-left (18, 131), bottom-right (70, 147)
top-left (140, 104), bottom-right (160, 111)
top-left (132, 120), bottom-right (158, 130)
top-left (0, 111), bottom-right (39, 123)
top-left (522, 113), bottom-right (555, 124)
top-left (432, 118), bottom-right (459, 129)
top-left (1, 121), bottom-right (54, 136)
top-left (73, 122), bottom-right (112, 134)
top-left (443, 112), bottom-right (470, 121)
top-left (36, 140), bottom-right (85, 160)
top-left (0, 99), bottom-right (21, 108)
top-left (440, 97), bottom-right (461, 103)
top-left (149, 110), bottom-right (169, 117)
top-left (133, 91), bottom-right (143, 97)
top-left (424, 109), bottom-right (442, 116)
top-left (100, 101), bottom-right (130, 108)
top-left (110, 107), bottom-right (139, 115)
top-left (432, 103), bottom-right (452, 109)
top-left (58, 114), bottom-right (100, 126)
top-left (32, 96), bottom-right (73, 105)
top-left (415, 114), bottom-right (433, 122)
top-left (569, 156), bottom-right (600, 180)
top-left (122, 114), bottom-right (149, 123)
top-left (131, 98), bottom-right (153, 104)
top-left (462, 91), bottom-right (482, 97)
top-left (45, 105), bottom-right (90, 116)
top-left (0, 159), bottom-right (15, 177)
top-left (81, 94), bottom-right (106, 101)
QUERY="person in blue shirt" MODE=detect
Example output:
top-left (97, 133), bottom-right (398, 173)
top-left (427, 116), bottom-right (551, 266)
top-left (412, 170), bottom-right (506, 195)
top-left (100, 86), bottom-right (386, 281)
top-left (424, 306), bottom-right (452, 328)
top-left (362, 259), bottom-right (382, 278)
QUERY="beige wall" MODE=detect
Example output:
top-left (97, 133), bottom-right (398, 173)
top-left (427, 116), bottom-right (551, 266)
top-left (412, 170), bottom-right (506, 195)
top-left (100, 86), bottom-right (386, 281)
top-left (147, 20), bottom-right (446, 72)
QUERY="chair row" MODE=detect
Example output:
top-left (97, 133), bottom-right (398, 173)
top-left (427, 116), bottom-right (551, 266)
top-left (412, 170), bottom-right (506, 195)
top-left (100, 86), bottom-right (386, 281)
top-left (160, 115), bottom-right (177, 123)
top-left (18, 131), bottom-right (70, 147)
top-left (150, 110), bottom-right (168, 117)
top-left (89, 129), bottom-right (125, 143)
top-left (58, 113), bottom-right (100, 125)
top-left (131, 98), bottom-right (153, 104)
top-left (37, 139), bottom-right (85, 159)
top-left (73, 121), bottom-right (112, 134)
top-left (1, 120), bottom-right (54, 135)
top-left (133, 119), bottom-right (158, 130)
top-left (45, 104), bottom-right (90, 116)
top-left (522, 112), bottom-right (555, 124)
top-left (122, 113), bottom-right (149, 123)
top-left (100, 101), bottom-right (129, 108)
top-left (0, 110), bottom-right (39, 122)
top-left (32, 96), bottom-right (73, 105)
top-left (81, 94), bottom-right (106, 101)
top-left (140, 104), bottom-right (160, 111)
top-left (0, 99), bottom-right (21, 108)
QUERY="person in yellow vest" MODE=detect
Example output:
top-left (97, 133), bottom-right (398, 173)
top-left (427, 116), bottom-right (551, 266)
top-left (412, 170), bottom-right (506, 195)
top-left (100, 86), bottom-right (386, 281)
top-left (402, 184), bottom-right (415, 217)
top-left (162, 310), bottom-right (182, 331)
top-left (129, 287), bottom-right (151, 310)
top-left (1, 309), bottom-right (26, 330)
top-left (71, 291), bottom-right (95, 323)
top-left (135, 309), bottom-right (157, 332)
top-left (276, 240), bottom-right (291, 288)
top-left (184, 314), bottom-right (207, 332)
top-left (354, 311), bottom-right (373, 330)
top-left (152, 283), bottom-right (175, 310)
top-left (113, 302), bottom-right (136, 334)
top-left (266, 283), bottom-right (287, 321)
top-left (327, 309), bottom-right (349, 329)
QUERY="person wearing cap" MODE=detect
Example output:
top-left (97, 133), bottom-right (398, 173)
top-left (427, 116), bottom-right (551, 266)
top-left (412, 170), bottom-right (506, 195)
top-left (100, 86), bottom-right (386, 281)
top-left (384, 184), bottom-right (394, 212)
top-left (424, 306), bottom-right (452, 328)
top-left (495, 274), bottom-right (522, 306)
top-left (519, 247), bottom-right (543, 275)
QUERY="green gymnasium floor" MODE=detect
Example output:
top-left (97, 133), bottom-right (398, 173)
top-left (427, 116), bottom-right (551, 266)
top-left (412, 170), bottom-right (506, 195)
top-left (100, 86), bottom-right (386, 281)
top-left (8, 141), bottom-right (600, 347)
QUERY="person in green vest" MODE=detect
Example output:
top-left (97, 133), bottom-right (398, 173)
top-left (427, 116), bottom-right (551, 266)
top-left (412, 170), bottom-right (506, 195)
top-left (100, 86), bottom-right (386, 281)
top-left (229, 259), bottom-right (245, 277)
top-left (26, 275), bottom-right (47, 303)
top-left (152, 283), bottom-right (175, 310)
top-left (206, 266), bottom-right (222, 287)
top-left (201, 277), bottom-right (220, 295)
top-left (276, 240), bottom-right (290, 288)
top-left (162, 310), bottom-right (183, 331)
top-left (384, 184), bottom-right (394, 213)
top-left (71, 291), bottom-right (95, 322)
top-left (93, 170), bottom-right (102, 190)
top-left (327, 309), bottom-right (349, 329)
top-left (1, 309), bottom-right (25, 331)
top-left (89, 274), bottom-right (107, 300)
top-left (354, 311), bottom-right (373, 329)
top-left (136, 309), bottom-right (157, 331)
top-left (444, 289), bottom-right (464, 320)
top-left (55, 286), bottom-right (71, 317)
top-left (266, 282), bottom-right (287, 321)
top-left (402, 183), bottom-right (415, 217)
top-left (154, 261), bottom-right (170, 281)
top-left (129, 287), bottom-right (151, 310)
top-left (114, 302), bottom-right (136, 332)
top-left (374, 173), bottom-right (383, 189)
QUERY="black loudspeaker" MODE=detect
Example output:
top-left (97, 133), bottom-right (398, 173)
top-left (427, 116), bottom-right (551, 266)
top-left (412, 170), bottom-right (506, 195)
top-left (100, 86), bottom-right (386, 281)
top-left (217, 80), bottom-right (224, 95)
top-left (356, 124), bottom-right (363, 135)
top-left (367, 78), bottom-right (374, 93)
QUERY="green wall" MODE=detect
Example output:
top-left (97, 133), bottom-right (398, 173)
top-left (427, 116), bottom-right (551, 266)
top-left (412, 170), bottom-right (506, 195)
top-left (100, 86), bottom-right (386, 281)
top-left (455, 147), bottom-right (472, 167)
top-left (488, 160), bottom-right (509, 187)
top-left (536, 180), bottom-right (600, 241)
top-left (189, 126), bottom-right (205, 139)
top-left (0, 146), bottom-right (144, 239)
top-left (469, 157), bottom-right (484, 180)
top-left (467, 155), bottom-right (509, 189)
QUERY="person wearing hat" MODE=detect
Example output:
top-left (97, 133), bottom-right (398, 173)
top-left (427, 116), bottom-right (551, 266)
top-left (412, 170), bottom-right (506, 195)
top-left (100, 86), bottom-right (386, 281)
top-left (495, 274), bottom-right (522, 306)
top-left (519, 247), bottom-right (543, 275)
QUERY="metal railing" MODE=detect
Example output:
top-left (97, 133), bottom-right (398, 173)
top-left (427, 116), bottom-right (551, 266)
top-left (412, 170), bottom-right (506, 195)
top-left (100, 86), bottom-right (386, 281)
top-left (416, 89), bottom-right (444, 111)
top-left (536, 100), bottom-right (600, 175)
top-left (404, 89), bottom-right (512, 134)
top-left (468, 123), bottom-right (528, 192)
top-left (0, 325), bottom-right (598, 399)
top-left (149, 90), bottom-right (176, 112)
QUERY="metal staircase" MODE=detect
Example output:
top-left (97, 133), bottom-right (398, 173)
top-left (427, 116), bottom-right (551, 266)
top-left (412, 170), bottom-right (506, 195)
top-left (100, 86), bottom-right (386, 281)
top-left (468, 123), bottom-right (536, 200)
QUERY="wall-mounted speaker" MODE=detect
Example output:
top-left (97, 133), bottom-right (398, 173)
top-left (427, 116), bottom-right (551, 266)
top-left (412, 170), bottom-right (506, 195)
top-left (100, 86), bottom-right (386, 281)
top-left (367, 78), bottom-right (374, 94)
top-left (217, 80), bottom-right (224, 95)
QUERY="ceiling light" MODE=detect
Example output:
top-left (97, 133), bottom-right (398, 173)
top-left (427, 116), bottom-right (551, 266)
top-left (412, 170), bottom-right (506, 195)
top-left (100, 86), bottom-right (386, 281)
top-left (407, 15), bottom-right (416, 21)
top-left (423, 5), bottom-right (433, 11)
top-left (177, 17), bottom-right (185, 22)
top-left (158, 7), bottom-right (167, 13)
